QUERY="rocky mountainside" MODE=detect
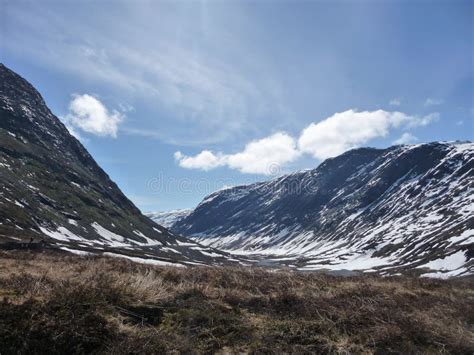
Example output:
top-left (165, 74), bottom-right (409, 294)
top-left (171, 142), bottom-right (474, 276)
top-left (0, 64), bottom-right (236, 266)
top-left (146, 209), bottom-right (192, 228)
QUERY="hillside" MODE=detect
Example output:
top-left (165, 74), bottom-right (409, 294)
top-left (171, 142), bottom-right (474, 276)
top-left (0, 64), bottom-right (233, 266)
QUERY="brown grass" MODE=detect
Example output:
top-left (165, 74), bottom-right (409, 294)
top-left (0, 250), bottom-right (473, 354)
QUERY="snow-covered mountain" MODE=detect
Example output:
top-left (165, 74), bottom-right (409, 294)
top-left (0, 64), bottom-right (237, 266)
top-left (146, 209), bottom-right (192, 228)
top-left (171, 142), bottom-right (474, 276)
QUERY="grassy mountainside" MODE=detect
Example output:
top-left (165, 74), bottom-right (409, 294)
top-left (0, 250), bottom-right (472, 354)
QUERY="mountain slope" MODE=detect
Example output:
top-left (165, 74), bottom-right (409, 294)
top-left (172, 142), bottom-right (474, 276)
top-left (0, 63), bottom-right (235, 266)
top-left (146, 209), bottom-right (192, 228)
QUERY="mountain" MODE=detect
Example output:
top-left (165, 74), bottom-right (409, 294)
top-left (146, 209), bottom-right (192, 228)
top-left (171, 142), bottom-right (474, 276)
top-left (0, 64), bottom-right (236, 266)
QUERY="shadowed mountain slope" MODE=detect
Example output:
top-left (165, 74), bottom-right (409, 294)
top-left (0, 64), bottom-right (235, 266)
top-left (171, 142), bottom-right (473, 276)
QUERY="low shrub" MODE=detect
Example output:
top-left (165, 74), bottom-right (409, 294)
top-left (0, 251), bottom-right (472, 354)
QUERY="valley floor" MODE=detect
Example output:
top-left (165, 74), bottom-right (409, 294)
top-left (0, 251), bottom-right (473, 354)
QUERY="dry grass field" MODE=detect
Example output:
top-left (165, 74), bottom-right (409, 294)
top-left (0, 250), bottom-right (473, 354)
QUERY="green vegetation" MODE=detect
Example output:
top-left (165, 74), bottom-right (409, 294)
top-left (0, 250), bottom-right (472, 354)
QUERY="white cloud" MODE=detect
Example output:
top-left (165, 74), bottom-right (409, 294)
top-left (389, 98), bottom-right (401, 106)
top-left (175, 133), bottom-right (300, 175)
top-left (298, 109), bottom-right (436, 160)
top-left (424, 98), bottom-right (443, 106)
top-left (175, 109), bottom-right (438, 174)
top-left (393, 132), bottom-right (418, 145)
top-left (405, 112), bottom-right (439, 128)
top-left (64, 94), bottom-right (124, 137)
top-left (226, 133), bottom-right (300, 174)
top-left (174, 150), bottom-right (226, 171)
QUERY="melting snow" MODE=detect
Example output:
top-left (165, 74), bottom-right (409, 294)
top-left (420, 251), bottom-right (467, 271)
top-left (448, 230), bottom-right (474, 245)
top-left (60, 247), bottom-right (90, 256)
top-left (302, 253), bottom-right (394, 271)
top-left (40, 226), bottom-right (84, 242)
top-left (421, 267), bottom-right (468, 279)
top-left (133, 230), bottom-right (163, 246)
top-left (91, 222), bottom-right (126, 246)
top-left (196, 250), bottom-right (222, 258)
top-left (102, 252), bottom-right (185, 267)
top-left (14, 200), bottom-right (24, 208)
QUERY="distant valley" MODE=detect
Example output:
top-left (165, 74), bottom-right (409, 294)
top-left (1, 63), bottom-right (473, 278)
top-left (146, 209), bottom-right (192, 229)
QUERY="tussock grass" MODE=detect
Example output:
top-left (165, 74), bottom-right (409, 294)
top-left (0, 250), bottom-right (472, 354)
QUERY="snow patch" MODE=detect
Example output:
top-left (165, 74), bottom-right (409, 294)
top-left (40, 226), bottom-right (84, 242)
top-left (91, 222), bottom-right (126, 246)
top-left (420, 251), bottom-right (467, 271)
top-left (102, 252), bottom-right (185, 267)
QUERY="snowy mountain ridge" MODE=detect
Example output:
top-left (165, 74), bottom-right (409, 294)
top-left (146, 209), bottom-right (192, 228)
top-left (169, 141), bottom-right (474, 277)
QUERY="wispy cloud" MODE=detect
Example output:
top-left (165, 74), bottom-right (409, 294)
top-left (424, 98), bottom-right (444, 106)
top-left (393, 132), bottom-right (418, 145)
top-left (389, 98), bottom-right (401, 106)
top-left (175, 109), bottom-right (438, 174)
top-left (4, 2), bottom-right (287, 145)
top-left (405, 112), bottom-right (439, 128)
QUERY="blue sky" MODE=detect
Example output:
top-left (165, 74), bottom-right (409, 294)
top-left (1, 0), bottom-right (472, 212)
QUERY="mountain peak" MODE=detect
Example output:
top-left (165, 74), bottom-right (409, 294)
top-left (0, 64), bottom-right (50, 120)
